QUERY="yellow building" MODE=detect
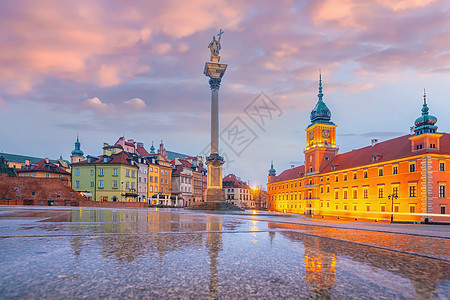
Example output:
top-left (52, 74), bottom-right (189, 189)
top-left (267, 77), bottom-right (450, 223)
top-left (16, 158), bottom-right (71, 185)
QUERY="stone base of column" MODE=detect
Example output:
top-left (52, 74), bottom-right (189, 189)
top-left (205, 188), bottom-right (226, 202)
top-left (186, 188), bottom-right (243, 211)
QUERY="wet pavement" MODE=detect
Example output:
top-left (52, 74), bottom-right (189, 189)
top-left (0, 206), bottom-right (449, 299)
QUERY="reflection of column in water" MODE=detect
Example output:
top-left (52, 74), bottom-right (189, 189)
top-left (303, 238), bottom-right (336, 299)
top-left (205, 217), bottom-right (222, 300)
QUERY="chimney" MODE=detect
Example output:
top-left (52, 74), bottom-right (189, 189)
top-left (371, 139), bottom-right (378, 146)
top-left (410, 126), bottom-right (415, 135)
top-left (291, 165), bottom-right (295, 169)
top-left (44, 158), bottom-right (49, 163)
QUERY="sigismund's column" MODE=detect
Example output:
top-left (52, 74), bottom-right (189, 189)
top-left (204, 29), bottom-right (227, 202)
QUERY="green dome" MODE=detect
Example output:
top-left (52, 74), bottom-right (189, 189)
top-left (309, 74), bottom-right (334, 127)
top-left (71, 136), bottom-right (84, 157)
top-left (414, 92), bottom-right (438, 135)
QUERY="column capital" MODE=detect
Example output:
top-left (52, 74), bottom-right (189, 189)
top-left (209, 78), bottom-right (221, 90)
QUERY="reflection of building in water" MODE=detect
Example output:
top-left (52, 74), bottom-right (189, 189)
top-left (303, 239), bottom-right (336, 299)
top-left (205, 216), bottom-right (223, 300)
top-left (268, 222), bottom-right (448, 300)
top-left (69, 209), bottom-right (207, 263)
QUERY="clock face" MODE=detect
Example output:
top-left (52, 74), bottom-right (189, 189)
top-left (310, 132), bottom-right (314, 140)
top-left (322, 130), bottom-right (330, 138)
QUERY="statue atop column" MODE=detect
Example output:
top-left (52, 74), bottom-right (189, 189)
top-left (208, 29), bottom-right (224, 61)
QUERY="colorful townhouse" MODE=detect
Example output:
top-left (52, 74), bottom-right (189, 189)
top-left (16, 158), bottom-right (71, 185)
top-left (71, 151), bottom-right (139, 202)
top-left (223, 174), bottom-right (253, 209)
top-left (267, 76), bottom-right (449, 223)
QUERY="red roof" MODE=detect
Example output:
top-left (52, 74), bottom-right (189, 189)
top-left (270, 166), bottom-right (305, 183)
top-left (136, 145), bottom-right (150, 157)
top-left (72, 152), bottom-right (136, 167)
top-left (223, 173), bottom-right (251, 188)
top-left (17, 159), bottom-right (70, 175)
top-left (321, 133), bottom-right (450, 173)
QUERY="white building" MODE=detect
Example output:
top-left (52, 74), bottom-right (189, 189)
top-left (223, 174), bottom-right (254, 209)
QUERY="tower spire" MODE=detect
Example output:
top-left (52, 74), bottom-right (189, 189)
top-left (318, 70), bottom-right (323, 102)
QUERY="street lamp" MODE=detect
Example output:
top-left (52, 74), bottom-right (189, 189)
top-left (388, 194), bottom-right (398, 223)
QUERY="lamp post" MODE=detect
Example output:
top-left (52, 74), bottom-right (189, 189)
top-left (388, 194), bottom-right (398, 223)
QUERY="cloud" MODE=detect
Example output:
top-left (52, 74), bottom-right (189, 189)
top-left (124, 98), bottom-right (147, 110)
top-left (82, 97), bottom-right (112, 114)
top-left (82, 97), bottom-right (147, 114)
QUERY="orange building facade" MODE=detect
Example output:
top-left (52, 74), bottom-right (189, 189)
top-left (267, 77), bottom-right (449, 223)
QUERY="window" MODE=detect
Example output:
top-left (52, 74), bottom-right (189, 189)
top-left (161, 178), bottom-right (164, 184)
top-left (409, 186), bottom-right (417, 197)
top-left (393, 166), bottom-right (398, 174)
top-left (335, 190), bottom-right (339, 199)
top-left (327, 202), bottom-right (330, 207)
top-left (46, 174), bottom-right (50, 178)
top-left (353, 173), bottom-right (357, 180)
top-left (126, 182), bottom-right (129, 189)
top-left (326, 186), bottom-right (330, 193)
top-left (113, 168), bottom-right (118, 176)
top-left (353, 190), bottom-right (357, 199)
top-left (155, 177), bottom-right (158, 183)
top-left (320, 187), bottom-right (324, 193)
top-left (112, 180), bottom-right (118, 188)
top-left (149, 176), bottom-right (153, 183)
top-left (155, 168), bottom-right (158, 172)
top-left (131, 182), bottom-right (135, 189)
top-left (441, 206), bottom-right (446, 214)
top-left (343, 190), bottom-right (348, 199)
top-left (165, 179), bottom-right (168, 184)
top-left (363, 189), bottom-right (368, 199)
top-left (381, 205), bottom-right (386, 212)
top-left (90, 181), bottom-right (94, 187)
top-left (392, 187), bottom-right (399, 197)
top-left (165, 171), bottom-right (168, 175)
top-left (394, 205), bottom-right (399, 212)
top-left (76, 169), bottom-right (80, 176)
top-left (366, 205), bottom-right (370, 212)
top-left (126, 170), bottom-right (130, 177)
top-left (409, 163), bottom-right (416, 172)
top-left (335, 176), bottom-right (338, 182)
top-left (75, 180), bottom-right (79, 188)
top-left (378, 188), bottom-right (384, 198)
top-left (344, 175), bottom-right (347, 181)
top-left (99, 168), bottom-right (104, 176)
top-left (440, 162), bottom-right (445, 172)
top-left (364, 171), bottom-right (368, 178)
top-left (439, 185), bottom-right (446, 198)
top-left (353, 204), bottom-right (357, 211)
top-left (98, 180), bottom-right (104, 188)
top-left (150, 167), bottom-right (153, 172)
top-left (149, 186), bottom-right (153, 192)
top-left (344, 204), bottom-right (348, 210)
top-left (155, 186), bottom-right (158, 193)
top-left (90, 169), bottom-right (94, 175)
top-left (409, 205), bottom-right (416, 213)
top-left (131, 170), bottom-right (135, 178)
top-left (378, 168), bottom-right (383, 176)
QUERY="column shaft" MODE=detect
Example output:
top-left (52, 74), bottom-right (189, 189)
top-left (211, 88), bottom-right (219, 155)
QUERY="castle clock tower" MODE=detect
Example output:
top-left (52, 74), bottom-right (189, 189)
top-left (304, 74), bottom-right (338, 174)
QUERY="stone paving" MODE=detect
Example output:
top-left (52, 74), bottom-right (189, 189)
top-left (0, 206), bottom-right (449, 299)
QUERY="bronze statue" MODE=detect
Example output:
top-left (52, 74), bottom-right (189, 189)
top-left (208, 29), bottom-right (224, 56)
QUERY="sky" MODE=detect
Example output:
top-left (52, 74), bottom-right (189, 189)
top-left (1, 0), bottom-right (449, 188)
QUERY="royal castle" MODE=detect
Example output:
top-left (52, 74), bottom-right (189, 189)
top-left (267, 75), bottom-right (449, 223)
